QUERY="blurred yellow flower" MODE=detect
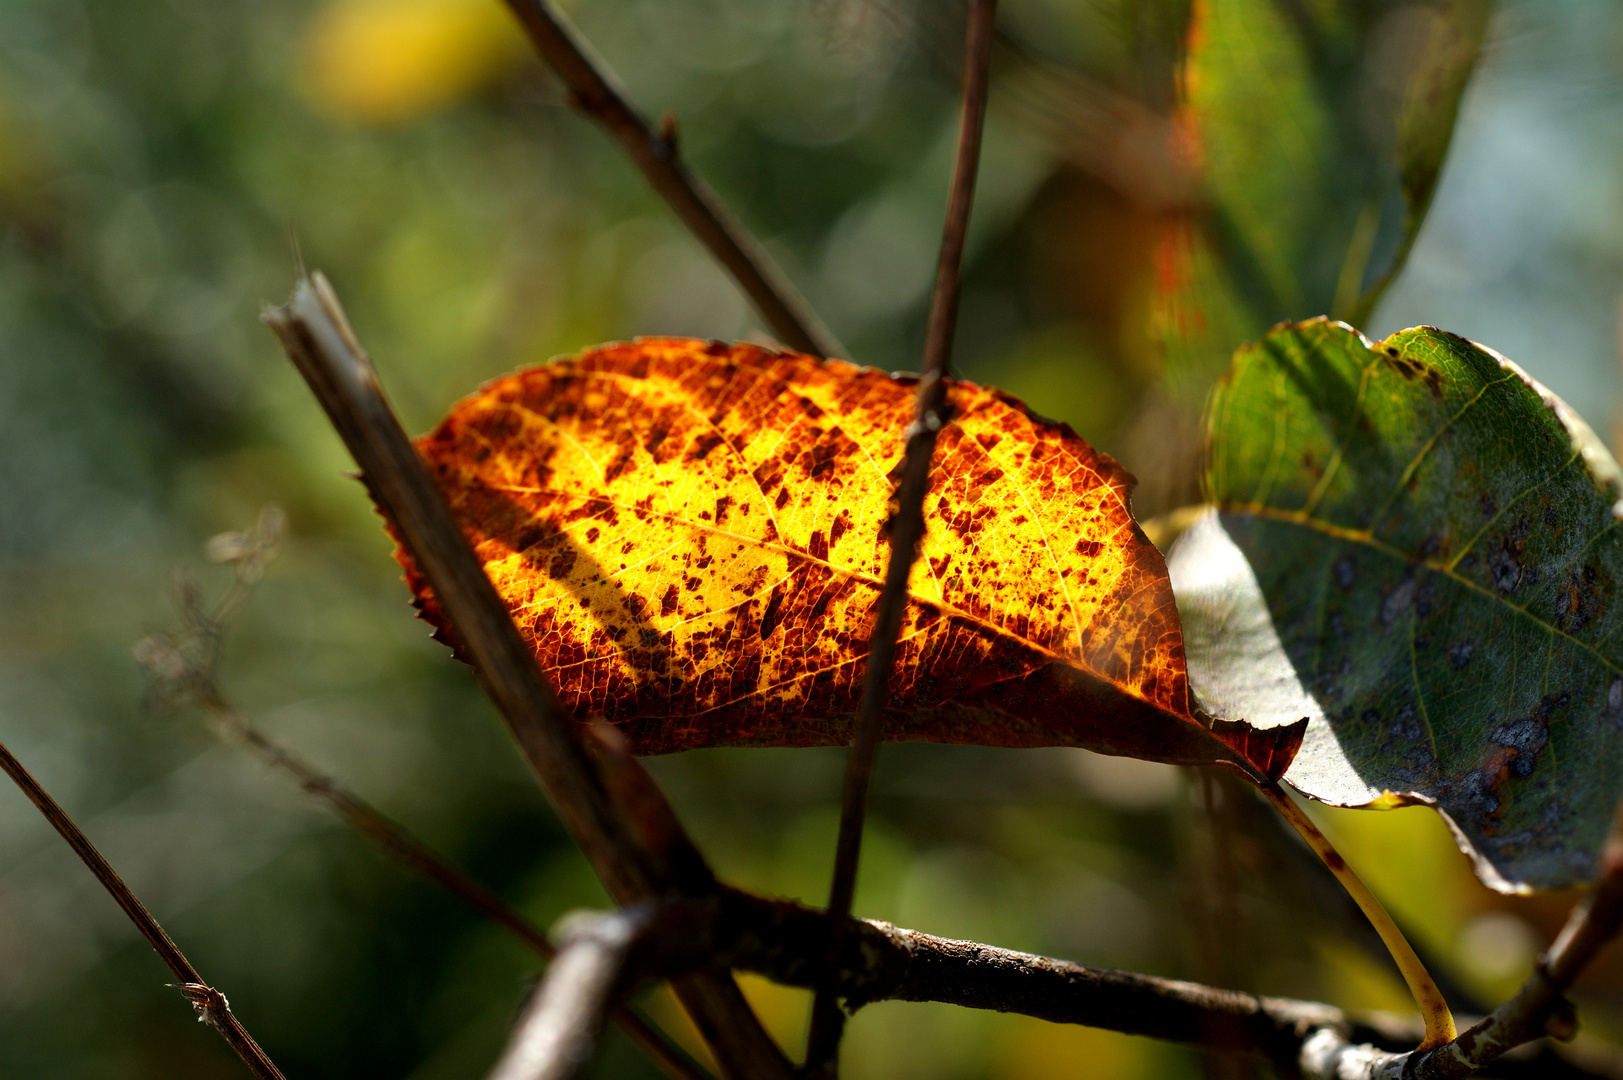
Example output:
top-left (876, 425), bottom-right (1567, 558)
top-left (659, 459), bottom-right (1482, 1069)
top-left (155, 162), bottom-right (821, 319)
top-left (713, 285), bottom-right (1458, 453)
top-left (301, 0), bottom-right (527, 124)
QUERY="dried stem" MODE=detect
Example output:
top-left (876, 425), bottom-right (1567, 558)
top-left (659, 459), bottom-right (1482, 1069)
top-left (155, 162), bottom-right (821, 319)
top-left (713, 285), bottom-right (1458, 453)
top-left (806, 0), bottom-right (999, 1068)
top-left (0, 739), bottom-right (288, 1080)
top-left (487, 908), bottom-right (654, 1080)
top-left (263, 273), bottom-right (792, 1080)
top-left (497, 0), bottom-right (839, 359)
top-left (138, 527), bottom-right (707, 1080)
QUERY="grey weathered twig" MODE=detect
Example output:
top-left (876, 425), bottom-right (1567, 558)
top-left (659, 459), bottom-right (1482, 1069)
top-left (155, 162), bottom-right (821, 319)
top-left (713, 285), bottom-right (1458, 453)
top-left (808, 0), bottom-right (999, 1067)
top-left (0, 739), bottom-right (288, 1080)
top-left (497, 0), bottom-right (839, 359)
top-left (488, 908), bottom-right (656, 1080)
top-left (263, 273), bottom-right (792, 1080)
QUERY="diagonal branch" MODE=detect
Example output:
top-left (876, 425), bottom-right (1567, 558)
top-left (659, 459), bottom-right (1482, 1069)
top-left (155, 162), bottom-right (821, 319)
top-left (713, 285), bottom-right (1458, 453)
top-left (0, 739), bottom-right (288, 1080)
top-left (497, 0), bottom-right (839, 359)
top-left (263, 273), bottom-right (792, 1080)
top-left (807, 0), bottom-right (999, 1068)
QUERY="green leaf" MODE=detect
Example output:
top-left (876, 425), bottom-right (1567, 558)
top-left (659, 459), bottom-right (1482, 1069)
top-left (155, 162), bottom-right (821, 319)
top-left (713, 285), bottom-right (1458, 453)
top-left (1154, 0), bottom-right (1490, 395)
top-left (1170, 320), bottom-right (1623, 893)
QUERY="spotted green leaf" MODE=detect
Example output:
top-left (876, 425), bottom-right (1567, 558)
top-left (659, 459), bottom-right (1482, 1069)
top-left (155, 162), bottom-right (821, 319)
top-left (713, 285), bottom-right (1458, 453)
top-left (1169, 320), bottom-right (1623, 892)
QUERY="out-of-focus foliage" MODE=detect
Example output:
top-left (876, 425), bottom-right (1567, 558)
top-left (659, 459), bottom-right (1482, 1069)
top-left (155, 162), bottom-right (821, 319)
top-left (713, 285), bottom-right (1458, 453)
top-left (1, 0), bottom-right (1623, 1077)
top-left (302, 0), bottom-right (528, 124)
top-left (1154, 0), bottom-right (1488, 394)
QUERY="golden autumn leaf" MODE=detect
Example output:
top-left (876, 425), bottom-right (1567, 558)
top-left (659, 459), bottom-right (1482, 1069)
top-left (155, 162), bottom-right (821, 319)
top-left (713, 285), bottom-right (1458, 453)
top-left (395, 339), bottom-right (1303, 780)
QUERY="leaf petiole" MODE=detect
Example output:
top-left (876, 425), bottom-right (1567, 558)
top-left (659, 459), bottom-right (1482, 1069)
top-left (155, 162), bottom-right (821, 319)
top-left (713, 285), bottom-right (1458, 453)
top-left (1259, 780), bottom-right (1457, 1051)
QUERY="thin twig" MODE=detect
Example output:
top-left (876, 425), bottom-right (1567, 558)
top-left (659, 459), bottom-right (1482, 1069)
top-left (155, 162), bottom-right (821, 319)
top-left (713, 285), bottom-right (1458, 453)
top-left (806, 0), bottom-right (998, 1068)
top-left (488, 908), bottom-right (654, 1080)
top-left (193, 686), bottom-right (710, 1079)
top-left (0, 739), bottom-right (288, 1080)
top-left (497, 0), bottom-right (839, 359)
top-left (263, 273), bottom-right (793, 1080)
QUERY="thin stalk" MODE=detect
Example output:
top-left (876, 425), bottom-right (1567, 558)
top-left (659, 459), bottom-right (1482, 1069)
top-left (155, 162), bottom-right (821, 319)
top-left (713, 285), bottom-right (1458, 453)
top-left (1260, 781), bottom-right (1457, 1050)
top-left (0, 739), bottom-right (288, 1080)
top-left (804, 0), bottom-right (999, 1071)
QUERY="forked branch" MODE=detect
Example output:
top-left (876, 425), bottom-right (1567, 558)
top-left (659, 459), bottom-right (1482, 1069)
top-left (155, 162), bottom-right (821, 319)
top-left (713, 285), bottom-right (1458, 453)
top-left (808, 0), bottom-right (999, 1066)
top-left (263, 274), bottom-right (792, 1080)
top-left (497, 0), bottom-right (839, 359)
top-left (0, 740), bottom-right (288, 1080)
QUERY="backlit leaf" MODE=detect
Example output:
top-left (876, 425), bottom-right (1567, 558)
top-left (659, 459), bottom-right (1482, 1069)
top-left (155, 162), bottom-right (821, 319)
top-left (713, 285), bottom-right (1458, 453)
top-left (396, 338), bottom-right (1304, 779)
top-left (1169, 320), bottom-right (1623, 891)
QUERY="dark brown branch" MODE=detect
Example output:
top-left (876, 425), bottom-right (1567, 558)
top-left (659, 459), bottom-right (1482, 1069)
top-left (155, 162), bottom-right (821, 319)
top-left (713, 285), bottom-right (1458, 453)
top-left (808, 0), bottom-right (999, 1067)
top-left (263, 273), bottom-right (792, 1080)
top-left (496, 0), bottom-right (839, 359)
top-left (566, 889), bottom-right (1622, 1080)
top-left (488, 908), bottom-right (654, 1080)
top-left (0, 739), bottom-right (288, 1080)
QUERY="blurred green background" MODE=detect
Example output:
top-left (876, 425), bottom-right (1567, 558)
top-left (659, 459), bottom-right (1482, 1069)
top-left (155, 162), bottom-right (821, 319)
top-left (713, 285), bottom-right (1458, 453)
top-left (3, 1), bottom-right (1623, 1077)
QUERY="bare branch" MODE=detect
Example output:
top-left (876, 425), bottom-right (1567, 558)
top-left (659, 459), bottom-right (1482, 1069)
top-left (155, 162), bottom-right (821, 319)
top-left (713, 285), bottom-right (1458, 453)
top-left (0, 739), bottom-right (288, 1080)
top-left (569, 889), bottom-right (1623, 1080)
top-left (808, 0), bottom-right (999, 1067)
top-left (497, 0), bottom-right (839, 359)
top-left (263, 273), bottom-right (792, 1080)
top-left (488, 908), bottom-right (655, 1080)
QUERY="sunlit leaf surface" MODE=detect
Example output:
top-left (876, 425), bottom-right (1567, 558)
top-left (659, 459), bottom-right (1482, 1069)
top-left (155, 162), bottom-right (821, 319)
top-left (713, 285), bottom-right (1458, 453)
top-left (399, 338), bottom-right (1302, 777)
top-left (1171, 320), bottom-right (1623, 891)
